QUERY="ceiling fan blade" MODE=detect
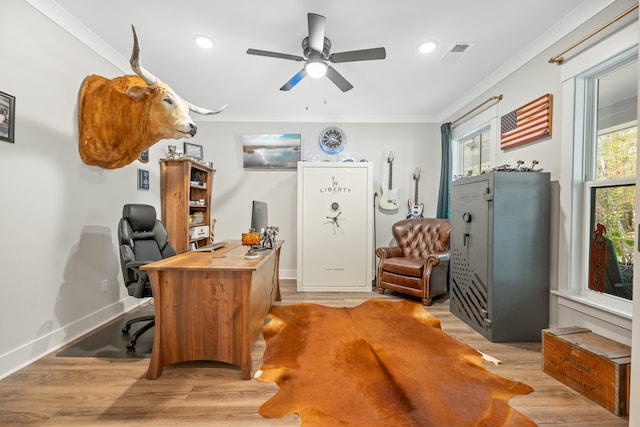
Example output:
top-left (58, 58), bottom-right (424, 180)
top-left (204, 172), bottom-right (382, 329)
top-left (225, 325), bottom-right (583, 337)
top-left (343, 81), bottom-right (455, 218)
top-left (280, 69), bottom-right (306, 91)
top-left (307, 13), bottom-right (326, 53)
top-left (326, 66), bottom-right (353, 92)
top-left (329, 47), bottom-right (387, 63)
top-left (247, 48), bottom-right (304, 62)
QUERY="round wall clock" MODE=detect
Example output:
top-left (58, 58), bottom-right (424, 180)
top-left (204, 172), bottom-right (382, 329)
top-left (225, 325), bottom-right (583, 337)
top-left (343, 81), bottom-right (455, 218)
top-left (319, 127), bottom-right (346, 154)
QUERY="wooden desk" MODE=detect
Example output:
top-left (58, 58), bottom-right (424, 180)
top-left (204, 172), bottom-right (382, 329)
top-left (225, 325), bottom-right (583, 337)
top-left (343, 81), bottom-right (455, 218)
top-left (141, 241), bottom-right (283, 380)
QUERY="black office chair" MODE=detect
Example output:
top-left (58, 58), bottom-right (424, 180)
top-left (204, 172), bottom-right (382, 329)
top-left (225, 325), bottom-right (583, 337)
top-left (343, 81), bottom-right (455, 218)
top-left (118, 204), bottom-right (176, 350)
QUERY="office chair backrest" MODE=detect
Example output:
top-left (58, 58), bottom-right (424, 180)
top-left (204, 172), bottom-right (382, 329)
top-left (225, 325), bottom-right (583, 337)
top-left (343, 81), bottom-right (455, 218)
top-left (118, 204), bottom-right (176, 296)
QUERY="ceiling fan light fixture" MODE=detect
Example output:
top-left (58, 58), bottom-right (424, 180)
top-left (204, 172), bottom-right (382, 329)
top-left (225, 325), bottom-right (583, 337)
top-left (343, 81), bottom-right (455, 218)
top-left (417, 40), bottom-right (438, 54)
top-left (194, 35), bottom-right (215, 49)
top-left (305, 60), bottom-right (328, 78)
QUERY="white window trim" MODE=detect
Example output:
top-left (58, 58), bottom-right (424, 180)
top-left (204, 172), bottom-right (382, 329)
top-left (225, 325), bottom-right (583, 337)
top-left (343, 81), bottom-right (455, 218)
top-left (556, 21), bottom-right (638, 324)
top-left (451, 105), bottom-right (499, 177)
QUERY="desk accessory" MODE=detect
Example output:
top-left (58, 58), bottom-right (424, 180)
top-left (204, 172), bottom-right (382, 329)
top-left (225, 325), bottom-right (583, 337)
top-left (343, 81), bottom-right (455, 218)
top-left (242, 229), bottom-right (262, 259)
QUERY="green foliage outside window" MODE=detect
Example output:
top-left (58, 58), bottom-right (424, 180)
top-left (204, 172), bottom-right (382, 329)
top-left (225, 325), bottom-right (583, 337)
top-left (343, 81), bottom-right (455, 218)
top-left (594, 127), bottom-right (636, 266)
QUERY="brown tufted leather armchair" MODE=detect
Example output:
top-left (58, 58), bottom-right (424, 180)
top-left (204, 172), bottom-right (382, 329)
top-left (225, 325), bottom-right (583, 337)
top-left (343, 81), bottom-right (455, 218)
top-left (376, 218), bottom-right (450, 305)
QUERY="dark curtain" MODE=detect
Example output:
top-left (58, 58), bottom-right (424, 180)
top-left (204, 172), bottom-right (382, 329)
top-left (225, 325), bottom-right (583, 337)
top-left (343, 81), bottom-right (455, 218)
top-left (436, 122), bottom-right (452, 219)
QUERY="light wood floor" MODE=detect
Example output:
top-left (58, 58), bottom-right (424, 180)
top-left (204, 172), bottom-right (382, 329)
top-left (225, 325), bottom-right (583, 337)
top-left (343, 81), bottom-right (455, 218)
top-left (0, 280), bottom-right (629, 426)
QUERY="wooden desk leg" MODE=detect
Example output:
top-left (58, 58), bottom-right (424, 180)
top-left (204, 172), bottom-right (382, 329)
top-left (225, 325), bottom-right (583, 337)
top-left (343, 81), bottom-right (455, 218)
top-left (145, 270), bottom-right (163, 380)
top-left (274, 245), bottom-right (282, 301)
top-left (147, 362), bottom-right (163, 380)
top-left (240, 361), bottom-right (252, 380)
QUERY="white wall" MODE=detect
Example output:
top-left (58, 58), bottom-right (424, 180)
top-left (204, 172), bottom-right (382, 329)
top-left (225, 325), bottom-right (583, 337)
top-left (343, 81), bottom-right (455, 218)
top-left (192, 121), bottom-right (439, 277)
top-left (446, 0), bottom-right (637, 339)
top-left (0, 0), bottom-right (161, 377)
top-left (0, 0), bottom-right (439, 378)
top-left (3, 2), bottom-right (636, 412)
top-left (445, 1), bottom-right (638, 421)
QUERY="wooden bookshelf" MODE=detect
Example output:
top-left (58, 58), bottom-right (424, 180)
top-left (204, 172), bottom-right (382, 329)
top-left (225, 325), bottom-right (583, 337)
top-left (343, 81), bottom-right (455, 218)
top-left (160, 159), bottom-right (215, 253)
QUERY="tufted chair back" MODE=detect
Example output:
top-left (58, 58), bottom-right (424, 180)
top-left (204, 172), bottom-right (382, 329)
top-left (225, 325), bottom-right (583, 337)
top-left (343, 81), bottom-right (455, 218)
top-left (393, 218), bottom-right (450, 260)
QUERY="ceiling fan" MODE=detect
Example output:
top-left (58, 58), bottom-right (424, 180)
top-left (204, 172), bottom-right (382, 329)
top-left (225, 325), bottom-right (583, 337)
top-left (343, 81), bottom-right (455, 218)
top-left (246, 13), bottom-right (386, 92)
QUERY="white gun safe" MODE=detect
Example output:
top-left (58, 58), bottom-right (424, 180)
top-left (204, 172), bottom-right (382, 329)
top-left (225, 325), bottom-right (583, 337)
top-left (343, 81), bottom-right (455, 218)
top-left (297, 162), bottom-right (373, 292)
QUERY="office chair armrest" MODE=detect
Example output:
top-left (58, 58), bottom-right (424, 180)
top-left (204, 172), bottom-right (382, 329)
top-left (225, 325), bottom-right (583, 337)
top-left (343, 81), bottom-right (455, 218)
top-left (131, 270), bottom-right (150, 299)
top-left (125, 260), bottom-right (154, 269)
top-left (124, 260), bottom-right (154, 298)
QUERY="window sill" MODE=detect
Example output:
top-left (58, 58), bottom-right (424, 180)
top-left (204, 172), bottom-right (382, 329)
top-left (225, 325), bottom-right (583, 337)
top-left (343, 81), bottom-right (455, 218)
top-left (551, 290), bottom-right (633, 331)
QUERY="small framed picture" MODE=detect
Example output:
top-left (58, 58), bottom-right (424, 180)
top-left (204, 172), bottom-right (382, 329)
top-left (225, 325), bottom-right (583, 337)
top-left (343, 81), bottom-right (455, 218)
top-left (139, 149), bottom-right (149, 163)
top-left (137, 168), bottom-right (149, 190)
top-left (184, 142), bottom-right (203, 160)
top-left (0, 91), bottom-right (16, 144)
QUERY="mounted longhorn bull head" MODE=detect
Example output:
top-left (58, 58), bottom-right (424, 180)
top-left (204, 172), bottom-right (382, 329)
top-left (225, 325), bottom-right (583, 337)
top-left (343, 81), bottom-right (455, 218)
top-left (78, 26), bottom-right (226, 169)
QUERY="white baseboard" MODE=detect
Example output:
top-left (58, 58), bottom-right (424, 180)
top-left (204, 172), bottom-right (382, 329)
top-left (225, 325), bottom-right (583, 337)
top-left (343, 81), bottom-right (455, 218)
top-left (0, 298), bottom-right (140, 380)
top-left (1, 269), bottom-right (295, 380)
top-left (280, 269), bottom-right (296, 280)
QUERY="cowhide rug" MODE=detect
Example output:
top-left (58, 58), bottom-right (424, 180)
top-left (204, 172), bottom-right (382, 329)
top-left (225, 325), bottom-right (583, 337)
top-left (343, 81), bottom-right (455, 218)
top-left (256, 299), bottom-right (535, 426)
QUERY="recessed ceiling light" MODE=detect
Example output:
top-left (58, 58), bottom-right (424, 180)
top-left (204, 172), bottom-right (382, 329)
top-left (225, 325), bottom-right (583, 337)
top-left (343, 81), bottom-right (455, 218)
top-left (417, 41), bottom-right (438, 54)
top-left (194, 35), bottom-right (215, 49)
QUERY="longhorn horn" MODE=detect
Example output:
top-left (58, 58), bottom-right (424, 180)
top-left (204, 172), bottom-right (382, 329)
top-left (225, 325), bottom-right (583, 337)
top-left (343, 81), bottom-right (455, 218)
top-left (185, 101), bottom-right (228, 116)
top-left (130, 25), bottom-right (227, 115)
top-left (130, 25), bottom-right (159, 88)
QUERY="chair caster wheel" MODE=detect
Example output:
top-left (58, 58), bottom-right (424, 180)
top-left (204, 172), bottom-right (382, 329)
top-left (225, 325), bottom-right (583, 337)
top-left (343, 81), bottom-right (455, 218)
top-left (126, 341), bottom-right (136, 350)
top-left (122, 325), bottom-right (131, 333)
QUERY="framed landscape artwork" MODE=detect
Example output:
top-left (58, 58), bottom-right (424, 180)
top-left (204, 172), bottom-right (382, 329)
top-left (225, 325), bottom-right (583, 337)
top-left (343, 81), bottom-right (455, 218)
top-left (242, 133), bottom-right (301, 169)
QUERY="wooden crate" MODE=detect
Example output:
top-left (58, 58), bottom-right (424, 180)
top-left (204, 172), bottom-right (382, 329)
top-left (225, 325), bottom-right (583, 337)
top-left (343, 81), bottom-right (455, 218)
top-left (542, 327), bottom-right (631, 416)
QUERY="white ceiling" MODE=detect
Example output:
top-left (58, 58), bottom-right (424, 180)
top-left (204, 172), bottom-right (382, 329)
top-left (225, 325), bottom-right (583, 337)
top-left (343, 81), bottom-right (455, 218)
top-left (36, 0), bottom-right (615, 122)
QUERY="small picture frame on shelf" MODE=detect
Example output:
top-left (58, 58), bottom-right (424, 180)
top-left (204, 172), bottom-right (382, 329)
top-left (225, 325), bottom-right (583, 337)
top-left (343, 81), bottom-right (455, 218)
top-left (184, 142), bottom-right (203, 160)
top-left (0, 91), bottom-right (16, 144)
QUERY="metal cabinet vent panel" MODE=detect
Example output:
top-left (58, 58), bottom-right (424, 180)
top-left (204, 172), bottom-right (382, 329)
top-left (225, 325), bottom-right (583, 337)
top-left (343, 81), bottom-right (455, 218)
top-left (451, 245), bottom-right (489, 331)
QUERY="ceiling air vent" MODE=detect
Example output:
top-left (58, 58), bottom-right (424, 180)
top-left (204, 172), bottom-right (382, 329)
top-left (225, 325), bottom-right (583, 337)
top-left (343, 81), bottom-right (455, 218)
top-left (442, 42), bottom-right (475, 62)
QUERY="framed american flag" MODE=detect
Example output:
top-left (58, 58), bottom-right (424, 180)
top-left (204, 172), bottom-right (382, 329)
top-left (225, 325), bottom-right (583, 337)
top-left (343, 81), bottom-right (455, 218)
top-left (500, 94), bottom-right (552, 150)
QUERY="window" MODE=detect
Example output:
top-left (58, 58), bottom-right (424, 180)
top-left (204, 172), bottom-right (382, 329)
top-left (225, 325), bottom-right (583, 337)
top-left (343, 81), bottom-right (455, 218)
top-left (578, 47), bottom-right (637, 302)
top-left (452, 121), bottom-right (496, 179)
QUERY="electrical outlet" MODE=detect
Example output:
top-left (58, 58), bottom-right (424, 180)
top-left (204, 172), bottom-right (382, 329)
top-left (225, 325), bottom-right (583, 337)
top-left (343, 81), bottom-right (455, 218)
top-left (100, 279), bottom-right (109, 293)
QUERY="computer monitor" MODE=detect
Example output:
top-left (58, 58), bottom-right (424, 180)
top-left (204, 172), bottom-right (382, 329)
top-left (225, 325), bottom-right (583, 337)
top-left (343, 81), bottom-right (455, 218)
top-left (250, 200), bottom-right (268, 234)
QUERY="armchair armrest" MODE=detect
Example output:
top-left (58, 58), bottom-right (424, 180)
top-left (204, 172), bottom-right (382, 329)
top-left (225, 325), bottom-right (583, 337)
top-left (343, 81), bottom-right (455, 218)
top-left (376, 246), bottom-right (403, 260)
top-left (426, 252), bottom-right (450, 266)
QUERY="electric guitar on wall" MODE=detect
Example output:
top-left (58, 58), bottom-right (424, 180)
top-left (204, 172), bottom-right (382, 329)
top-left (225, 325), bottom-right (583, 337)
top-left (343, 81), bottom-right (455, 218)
top-left (379, 152), bottom-right (399, 210)
top-left (406, 167), bottom-right (424, 219)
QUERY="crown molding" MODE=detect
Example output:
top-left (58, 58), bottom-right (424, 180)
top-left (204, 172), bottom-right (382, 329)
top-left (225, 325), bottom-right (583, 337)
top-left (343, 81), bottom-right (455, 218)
top-left (438, 0), bottom-right (618, 123)
top-left (25, 0), bottom-right (131, 73)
